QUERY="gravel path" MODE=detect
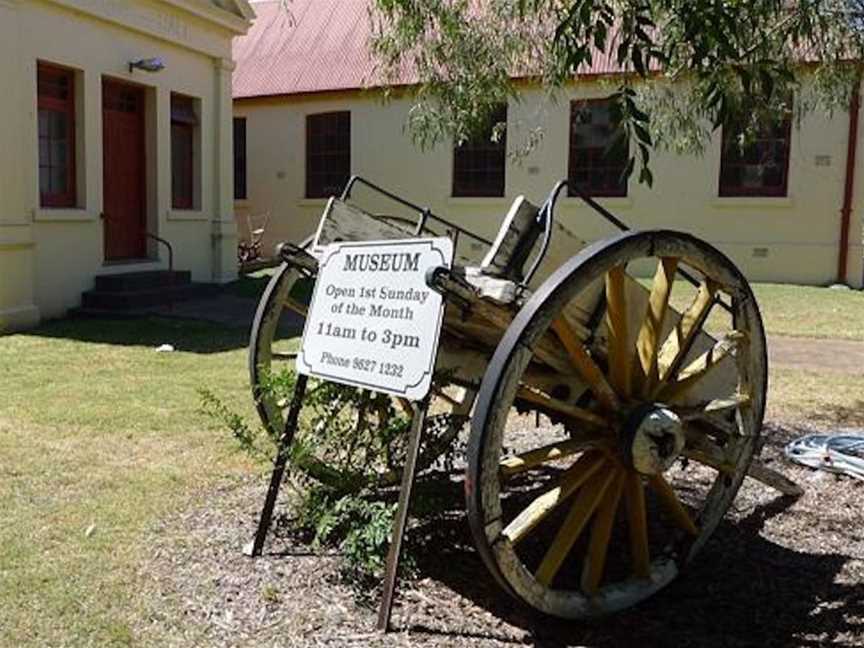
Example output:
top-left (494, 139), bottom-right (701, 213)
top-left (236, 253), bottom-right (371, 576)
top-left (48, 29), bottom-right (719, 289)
top-left (769, 335), bottom-right (864, 375)
top-left (135, 424), bottom-right (863, 647)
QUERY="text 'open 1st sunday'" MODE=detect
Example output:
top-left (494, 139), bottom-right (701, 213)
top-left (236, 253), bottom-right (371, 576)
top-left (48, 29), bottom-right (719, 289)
top-left (296, 238), bottom-right (453, 400)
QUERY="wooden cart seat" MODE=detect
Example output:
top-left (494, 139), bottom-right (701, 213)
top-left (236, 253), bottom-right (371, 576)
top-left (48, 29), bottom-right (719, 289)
top-left (480, 196), bottom-right (543, 280)
top-left (312, 198), bottom-right (414, 252)
top-left (311, 197), bottom-right (481, 267)
top-left (460, 196), bottom-right (542, 304)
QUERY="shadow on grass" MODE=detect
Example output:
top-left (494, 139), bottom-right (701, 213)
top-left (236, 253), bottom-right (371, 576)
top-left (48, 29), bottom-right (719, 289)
top-left (403, 477), bottom-right (860, 648)
top-left (802, 402), bottom-right (864, 429)
top-left (24, 316), bottom-right (252, 354)
top-left (224, 273), bottom-right (274, 300)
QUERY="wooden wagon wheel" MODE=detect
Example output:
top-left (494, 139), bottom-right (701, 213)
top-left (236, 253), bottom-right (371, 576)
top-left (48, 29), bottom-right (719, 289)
top-left (249, 261), bottom-right (475, 491)
top-left (466, 229), bottom-right (768, 618)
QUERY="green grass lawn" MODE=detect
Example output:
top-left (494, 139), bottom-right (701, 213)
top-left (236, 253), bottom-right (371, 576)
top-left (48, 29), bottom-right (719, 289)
top-left (0, 319), bottom-right (256, 647)
top-left (0, 278), bottom-right (862, 646)
top-left (236, 267), bottom-right (864, 339)
top-left (752, 283), bottom-right (864, 340)
top-left (656, 280), bottom-right (864, 341)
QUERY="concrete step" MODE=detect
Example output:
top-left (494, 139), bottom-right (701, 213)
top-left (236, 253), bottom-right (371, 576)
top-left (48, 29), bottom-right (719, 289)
top-left (93, 270), bottom-right (192, 292)
top-left (81, 282), bottom-right (219, 311)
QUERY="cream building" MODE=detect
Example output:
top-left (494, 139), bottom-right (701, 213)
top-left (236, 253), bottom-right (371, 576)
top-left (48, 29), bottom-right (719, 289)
top-left (0, 0), bottom-right (254, 332)
top-left (234, 0), bottom-right (864, 289)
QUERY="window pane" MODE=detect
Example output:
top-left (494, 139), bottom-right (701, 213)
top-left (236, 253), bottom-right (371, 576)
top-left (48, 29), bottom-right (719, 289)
top-left (50, 165), bottom-right (66, 194)
top-left (39, 167), bottom-right (49, 196)
top-left (39, 135), bottom-right (49, 163)
top-left (172, 124), bottom-right (194, 208)
top-left (568, 99), bottom-right (628, 197)
top-left (171, 94), bottom-right (197, 124)
top-left (170, 94), bottom-right (199, 209)
top-left (38, 70), bottom-right (70, 101)
top-left (306, 112), bottom-right (351, 198)
top-left (38, 111), bottom-right (50, 137)
top-left (233, 117), bottom-right (247, 200)
top-left (37, 64), bottom-right (76, 207)
top-left (51, 139), bottom-right (68, 168)
top-left (452, 105), bottom-right (507, 197)
top-left (719, 112), bottom-right (791, 197)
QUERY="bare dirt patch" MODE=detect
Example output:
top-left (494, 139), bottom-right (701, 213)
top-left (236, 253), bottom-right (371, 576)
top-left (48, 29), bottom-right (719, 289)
top-left (769, 335), bottom-right (864, 375)
top-left (135, 423), bottom-right (864, 648)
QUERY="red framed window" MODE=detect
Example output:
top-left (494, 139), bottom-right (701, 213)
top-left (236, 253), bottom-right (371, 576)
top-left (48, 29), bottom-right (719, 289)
top-left (306, 111), bottom-right (351, 198)
top-left (568, 99), bottom-right (629, 198)
top-left (719, 115), bottom-right (791, 197)
top-left (452, 105), bottom-right (507, 197)
top-left (233, 117), bottom-right (247, 200)
top-left (171, 94), bottom-right (197, 209)
top-left (37, 63), bottom-right (76, 208)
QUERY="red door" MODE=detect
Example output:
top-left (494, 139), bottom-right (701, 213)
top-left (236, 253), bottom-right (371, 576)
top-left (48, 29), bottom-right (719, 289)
top-left (102, 80), bottom-right (146, 260)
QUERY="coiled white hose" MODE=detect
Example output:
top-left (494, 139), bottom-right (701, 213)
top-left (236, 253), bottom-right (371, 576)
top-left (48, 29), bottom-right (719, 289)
top-left (784, 434), bottom-right (864, 481)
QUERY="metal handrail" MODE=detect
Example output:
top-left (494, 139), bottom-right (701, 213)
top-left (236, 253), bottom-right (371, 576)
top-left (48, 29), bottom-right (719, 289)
top-left (568, 182), bottom-right (733, 314)
top-left (568, 183), bottom-right (631, 233)
top-left (144, 231), bottom-right (174, 275)
top-left (341, 174), bottom-right (731, 313)
top-left (522, 179), bottom-right (568, 286)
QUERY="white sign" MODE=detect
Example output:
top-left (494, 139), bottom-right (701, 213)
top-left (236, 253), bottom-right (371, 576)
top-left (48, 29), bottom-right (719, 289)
top-left (297, 238), bottom-right (453, 400)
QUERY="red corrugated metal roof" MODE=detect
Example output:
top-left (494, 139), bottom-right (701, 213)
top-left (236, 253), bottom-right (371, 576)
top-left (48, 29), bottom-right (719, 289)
top-left (233, 0), bottom-right (628, 99)
top-left (233, 0), bottom-right (388, 98)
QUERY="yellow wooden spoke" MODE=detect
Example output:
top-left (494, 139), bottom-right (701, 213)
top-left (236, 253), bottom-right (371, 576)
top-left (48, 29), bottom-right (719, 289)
top-left (647, 474), bottom-right (699, 536)
top-left (683, 427), bottom-right (804, 497)
top-left (580, 469), bottom-right (625, 595)
top-left (551, 317), bottom-right (620, 412)
top-left (634, 257), bottom-right (679, 396)
top-left (502, 452), bottom-right (606, 545)
top-left (500, 433), bottom-right (611, 479)
top-left (624, 472), bottom-right (651, 579)
top-left (657, 331), bottom-right (747, 402)
top-left (747, 461), bottom-right (805, 496)
top-left (689, 414), bottom-right (740, 439)
top-left (285, 297), bottom-right (308, 316)
top-left (430, 386), bottom-right (462, 408)
top-left (683, 422), bottom-right (735, 475)
top-left (517, 387), bottom-right (608, 428)
top-left (535, 467), bottom-right (617, 586)
top-left (657, 279), bottom-right (718, 383)
top-left (605, 265), bottom-right (632, 398)
top-left (674, 394), bottom-right (751, 420)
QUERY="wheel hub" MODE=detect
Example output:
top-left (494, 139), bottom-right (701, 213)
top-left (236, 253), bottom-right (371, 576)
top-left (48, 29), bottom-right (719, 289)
top-left (622, 403), bottom-right (685, 476)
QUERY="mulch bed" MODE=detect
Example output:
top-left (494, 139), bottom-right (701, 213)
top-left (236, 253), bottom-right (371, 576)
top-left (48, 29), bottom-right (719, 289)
top-left (136, 422), bottom-right (863, 647)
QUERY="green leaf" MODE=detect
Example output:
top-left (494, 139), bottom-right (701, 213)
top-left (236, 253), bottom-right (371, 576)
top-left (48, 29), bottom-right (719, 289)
top-left (632, 47), bottom-right (646, 76)
top-left (639, 165), bottom-right (654, 187)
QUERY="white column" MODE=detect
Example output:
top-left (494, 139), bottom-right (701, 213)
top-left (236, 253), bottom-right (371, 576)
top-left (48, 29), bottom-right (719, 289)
top-left (210, 56), bottom-right (238, 283)
top-left (0, 0), bottom-right (40, 330)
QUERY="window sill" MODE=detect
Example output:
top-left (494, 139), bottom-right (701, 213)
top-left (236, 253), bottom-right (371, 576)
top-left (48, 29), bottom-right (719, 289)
top-left (447, 197), bottom-right (510, 207)
top-left (167, 209), bottom-right (208, 222)
top-left (564, 196), bottom-right (633, 209)
top-left (298, 198), bottom-right (331, 208)
top-left (33, 208), bottom-right (94, 223)
top-left (234, 199), bottom-right (251, 208)
top-left (712, 196), bottom-right (793, 208)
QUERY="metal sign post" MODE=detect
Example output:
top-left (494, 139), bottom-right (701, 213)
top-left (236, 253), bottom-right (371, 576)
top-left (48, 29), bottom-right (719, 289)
top-left (244, 373), bottom-right (308, 558)
top-left (246, 237), bottom-right (453, 633)
top-left (376, 397), bottom-right (429, 631)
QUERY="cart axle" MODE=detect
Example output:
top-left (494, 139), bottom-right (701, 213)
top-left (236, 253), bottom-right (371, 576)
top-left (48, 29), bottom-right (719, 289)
top-left (621, 404), bottom-right (686, 476)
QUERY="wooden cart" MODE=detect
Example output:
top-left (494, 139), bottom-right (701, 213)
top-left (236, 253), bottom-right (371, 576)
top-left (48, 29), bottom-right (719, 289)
top-left (245, 176), bottom-right (801, 627)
